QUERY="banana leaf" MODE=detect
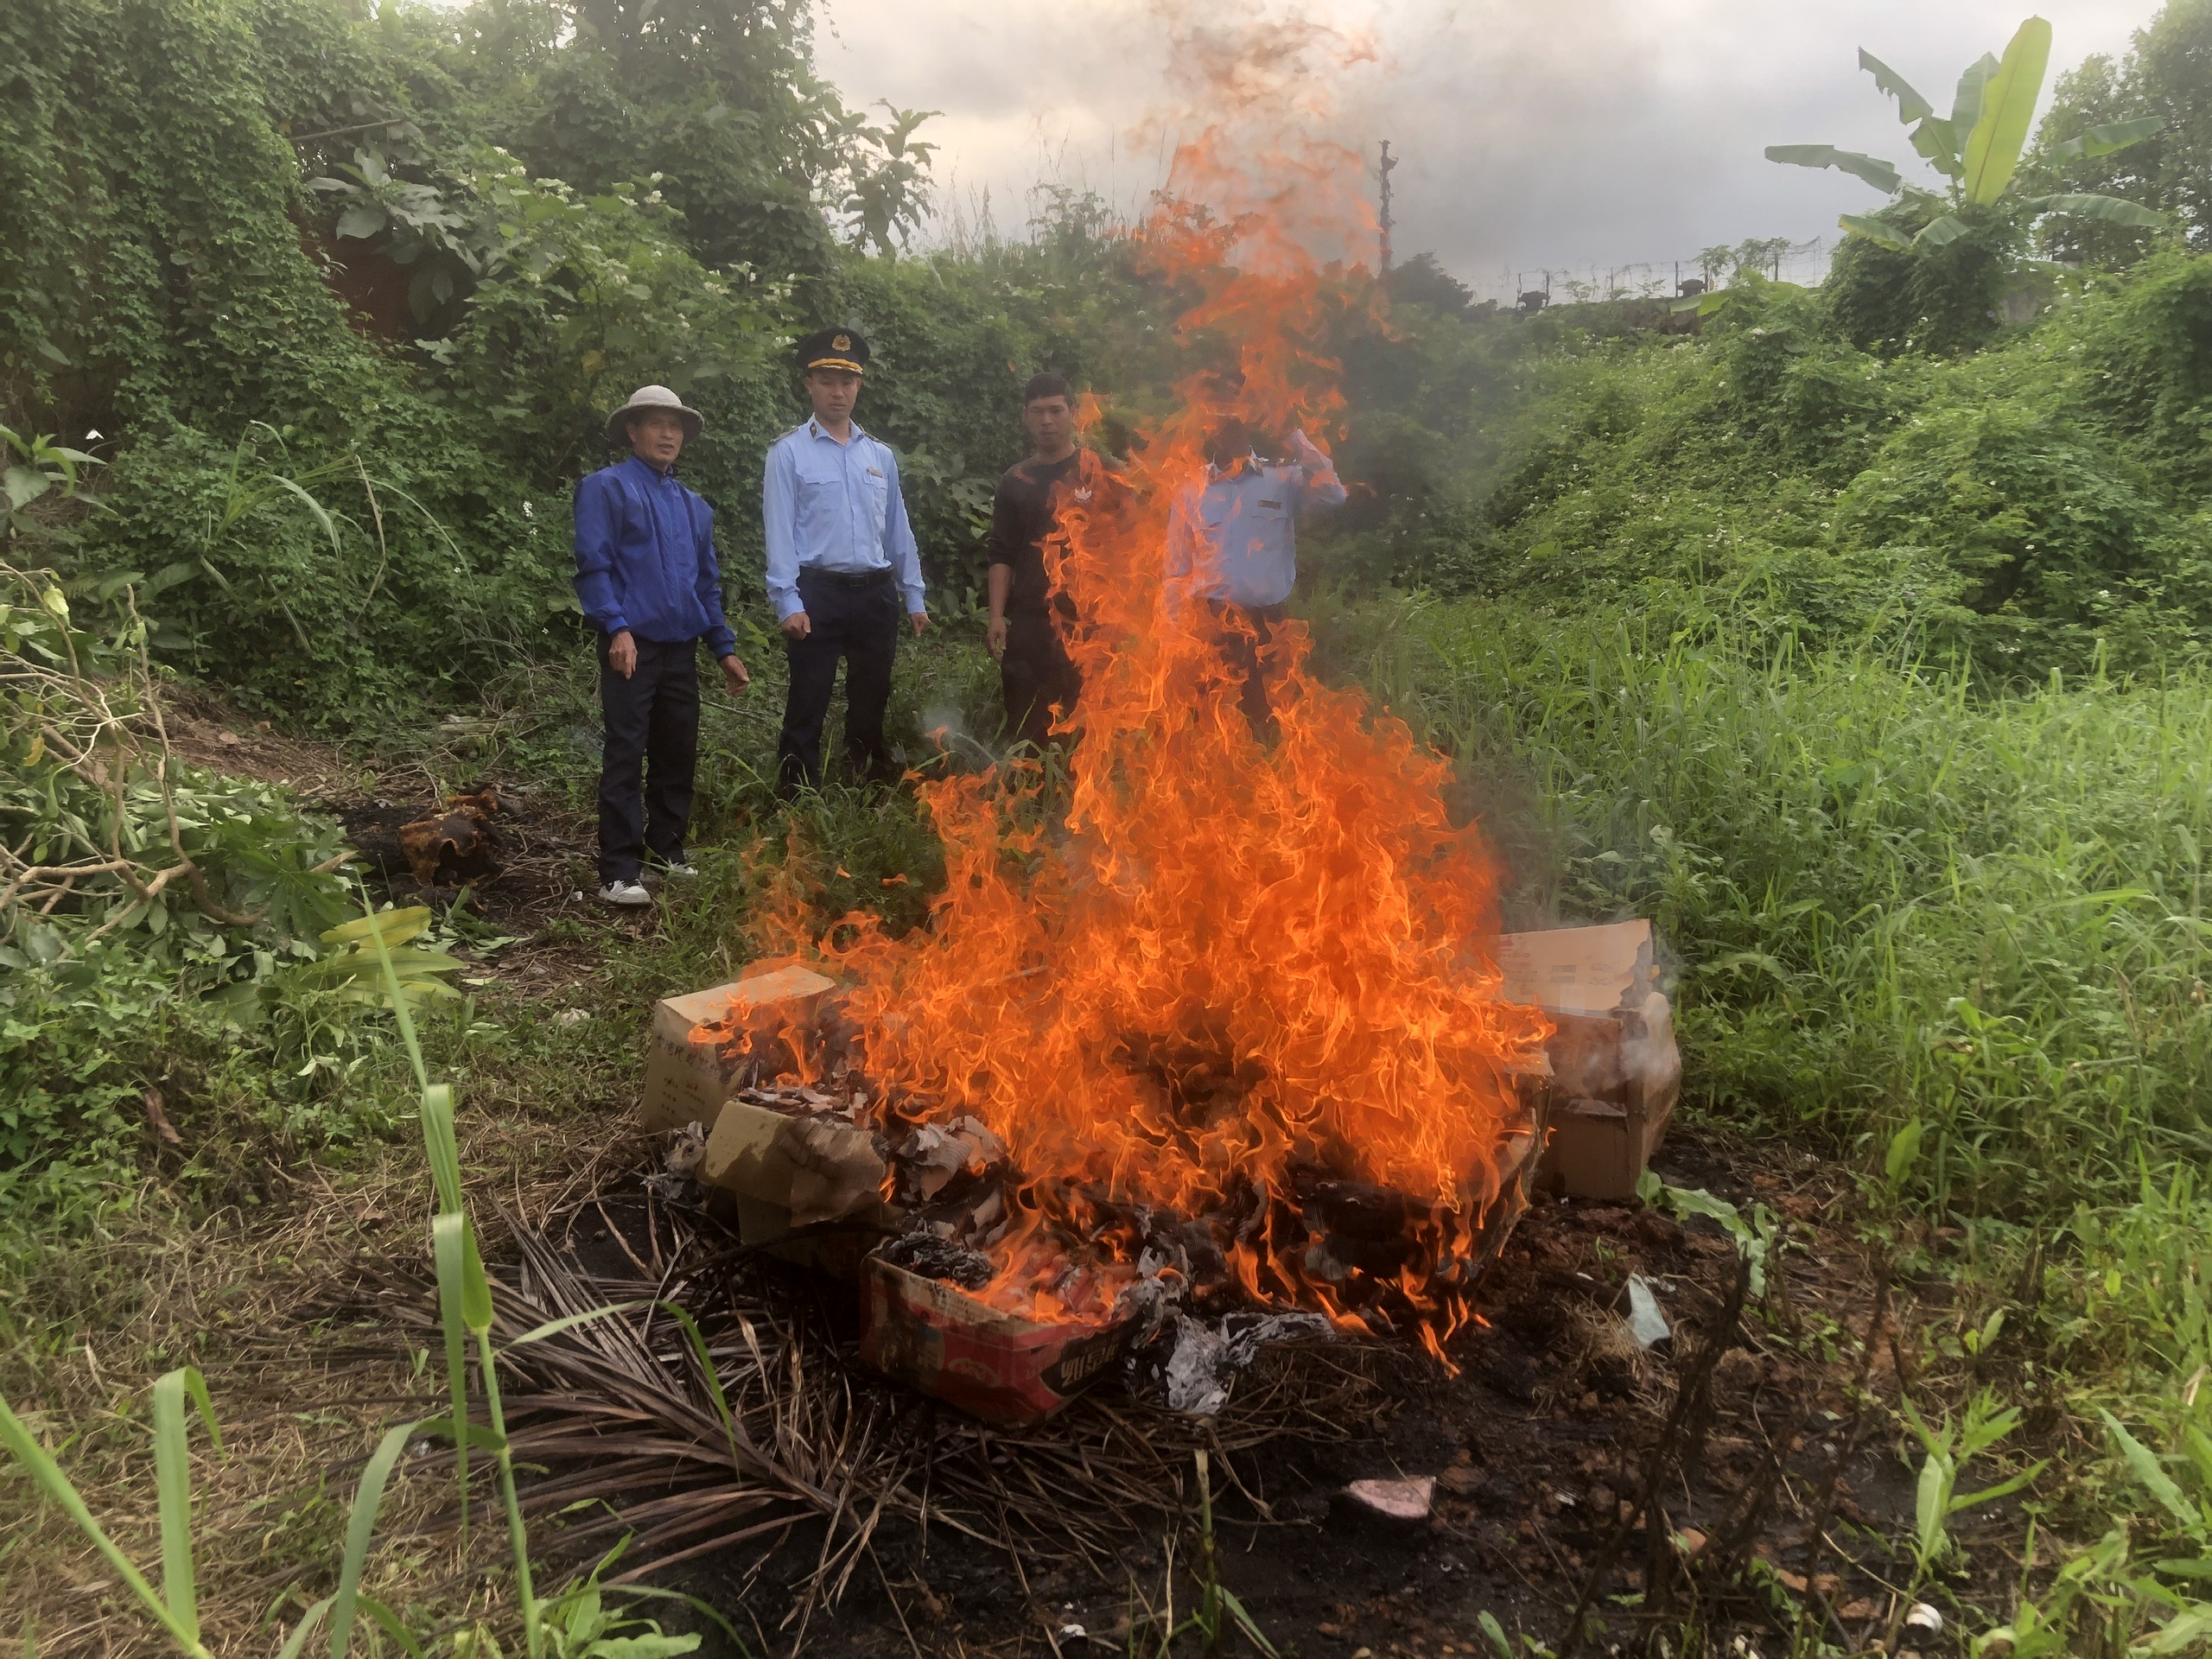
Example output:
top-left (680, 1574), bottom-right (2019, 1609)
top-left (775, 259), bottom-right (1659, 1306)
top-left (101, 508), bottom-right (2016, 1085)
top-left (1839, 213), bottom-right (1916, 252)
top-left (2020, 193), bottom-right (2168, 227)
top-left (1764, 144), bottom-right (1902, 194)
top-left (1963, 18), bottom-right (2051, 205)
top-left (1859, 48), bottom-right (1933, 124)
top-left (1952, 52), bottom-right (1999, 135)
top-left (1913, 214), bottom-right (1971, 248)
top-left (2049, 116), bottom-right (2164, 162)
top-left (1910, 116), bottom-right (1965, 178)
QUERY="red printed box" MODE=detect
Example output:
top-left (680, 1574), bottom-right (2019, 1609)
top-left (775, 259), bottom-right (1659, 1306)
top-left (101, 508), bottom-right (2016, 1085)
top-left (860, 1255), bottom-right (1134, 1427)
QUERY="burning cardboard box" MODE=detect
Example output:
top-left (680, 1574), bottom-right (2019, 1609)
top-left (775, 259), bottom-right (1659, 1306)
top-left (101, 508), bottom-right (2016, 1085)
top-left (639, 964), bottom-right (895, 1276)
top-left (853, 1090), bottom-right (1550, 1427)
top-left (639, 963), bottom-right (839, 1135)
top-left (1497, 918), bottom-right (1681, 1201)
top-left (636, 957), bottom-right (1561, 1426)
top-left (861, 1247), bottom-right (1137, 1427)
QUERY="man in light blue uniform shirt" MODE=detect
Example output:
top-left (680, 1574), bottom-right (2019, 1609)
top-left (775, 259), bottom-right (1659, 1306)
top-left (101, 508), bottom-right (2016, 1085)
top-left (1165, 416), bottom-right (1345, 738)
top-left (762, 327), bottom-right (928, 792)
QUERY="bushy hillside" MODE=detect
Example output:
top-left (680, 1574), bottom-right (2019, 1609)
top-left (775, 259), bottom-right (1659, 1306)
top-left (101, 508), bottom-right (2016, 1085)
top-left (1316, 257), bottom-right (2212, 683)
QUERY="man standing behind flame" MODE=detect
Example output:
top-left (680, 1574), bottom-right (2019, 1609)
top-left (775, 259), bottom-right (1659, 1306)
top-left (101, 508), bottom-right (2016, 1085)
top-left (763, 327), bottom-right (930, 794)
top-left (985, 373), bottom-right (1122, 748)
top-left (1164, 416), bottom-right (1345, 740)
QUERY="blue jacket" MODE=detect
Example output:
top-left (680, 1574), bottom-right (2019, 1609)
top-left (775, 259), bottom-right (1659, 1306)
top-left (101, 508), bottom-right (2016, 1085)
top-left (572, 456), bottom-right (738, 658)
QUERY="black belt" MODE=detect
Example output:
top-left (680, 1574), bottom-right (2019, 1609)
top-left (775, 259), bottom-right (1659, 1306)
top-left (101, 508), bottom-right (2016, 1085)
top-left (799, 565), bottom-right (893, 589)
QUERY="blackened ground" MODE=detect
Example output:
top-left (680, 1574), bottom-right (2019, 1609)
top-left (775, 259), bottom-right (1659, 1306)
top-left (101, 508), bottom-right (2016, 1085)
top-left (336, 786), bottom-right (589, 922)
top-left (567, 1127), bottom-right (2003, 1659)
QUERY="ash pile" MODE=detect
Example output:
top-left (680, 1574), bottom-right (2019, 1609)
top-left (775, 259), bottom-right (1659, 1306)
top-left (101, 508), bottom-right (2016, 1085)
top-left (641, 923), bottom-right (1677, 1428)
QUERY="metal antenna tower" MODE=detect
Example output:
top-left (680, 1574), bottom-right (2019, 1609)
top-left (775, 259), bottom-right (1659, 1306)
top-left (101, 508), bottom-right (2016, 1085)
top-left (1377, 139), bottom-right (1397, 275)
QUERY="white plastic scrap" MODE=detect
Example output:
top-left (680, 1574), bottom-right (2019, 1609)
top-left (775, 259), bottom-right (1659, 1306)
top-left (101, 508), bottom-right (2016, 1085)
top-left (1904, 1603), bottom-right (1943, 1637)
top-left (1625, 1274), bottom-right (1672, 1348)
top-left (1163, 1311), bottom-right (1336, 1415)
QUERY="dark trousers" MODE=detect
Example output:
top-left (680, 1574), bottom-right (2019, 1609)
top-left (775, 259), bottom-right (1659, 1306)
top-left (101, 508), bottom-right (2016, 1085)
top-left (598, 633), bottom-right (701, 884)
top-left (1001, 613), bottom-right (1082, 748)
top-left (1208, 601), bottom-right (1287, 741)
top-left (777, 568), bottom-right (902, 794)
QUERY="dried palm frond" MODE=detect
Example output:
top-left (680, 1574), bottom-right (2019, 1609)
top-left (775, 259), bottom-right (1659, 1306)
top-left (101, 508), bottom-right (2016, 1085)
top-left (328, 1182), bottom-right (1403, 1636)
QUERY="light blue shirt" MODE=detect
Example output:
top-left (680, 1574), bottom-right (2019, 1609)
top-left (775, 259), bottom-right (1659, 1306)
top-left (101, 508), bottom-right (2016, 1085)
top-left (761, 417), bottom-right (926, 622)
top-left (1165, 431), bottom-right (1347, 607)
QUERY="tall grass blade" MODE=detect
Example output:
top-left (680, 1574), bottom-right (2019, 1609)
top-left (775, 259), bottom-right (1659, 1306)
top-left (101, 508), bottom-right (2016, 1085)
top-left (597, 1583), bottom-right (753, 1657)
top-left (1217, 1586), bottom-right (1280, 1658)
top-left (327, 1421), bottom-right (417, 1659)
top-left (278, 1596), bottom-right (337, 1659)
top-left (0, 1392), bottom-right (205, 1656)
top-left (2103, 1409), bottom-right (2199, 1528)
top-left (419, 1084), bottom-right (465, 1224)
top-left (353, 1593), bottom-right (427, 1659)
top-left (357, 881), bottom-right (430, 1095)
top-left (433, 1212), bottom-right (479, 1544)
top-left (655, 1300), bottom-right (747, 1476)
top-left (151, 1367), bottom-right (221, 1644)
top-left (502, 1303), bottom-right (646, 1352)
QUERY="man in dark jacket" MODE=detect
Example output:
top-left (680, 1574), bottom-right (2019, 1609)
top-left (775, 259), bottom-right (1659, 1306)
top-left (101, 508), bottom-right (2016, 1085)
top-left (985, 373), bottom-right (1120, 747)
top-left (574, 385), bottom-right (750, 907)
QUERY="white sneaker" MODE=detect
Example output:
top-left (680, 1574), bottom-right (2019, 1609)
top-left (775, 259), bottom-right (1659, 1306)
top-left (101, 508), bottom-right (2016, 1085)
top-left (598, 880), bottom-right (652, 907)
top-left (655, 861), bottom-right (700, 880)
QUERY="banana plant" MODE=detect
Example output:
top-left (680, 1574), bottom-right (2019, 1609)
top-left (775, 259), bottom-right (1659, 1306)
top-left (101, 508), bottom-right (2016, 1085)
top-left (1767, 16), bottom-right (2166, 254)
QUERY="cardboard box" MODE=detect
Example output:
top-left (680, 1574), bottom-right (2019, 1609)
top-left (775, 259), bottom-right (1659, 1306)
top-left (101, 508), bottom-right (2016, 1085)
top-left (638, 965), bottom-right (838, 1135)
top-left (860, 1255), bottom-right (1135, 1426)
top-left (639, 964), bottom-right (895, 1274)
top-left (699, 1096), bottom-right (893, 1278)
top-left (1496, 920), bottom-right (1681, 1202)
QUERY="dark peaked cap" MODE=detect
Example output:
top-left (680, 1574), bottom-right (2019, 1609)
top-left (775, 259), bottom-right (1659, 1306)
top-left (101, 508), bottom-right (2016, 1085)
top-left (797, 327), bottom-right (870, 375)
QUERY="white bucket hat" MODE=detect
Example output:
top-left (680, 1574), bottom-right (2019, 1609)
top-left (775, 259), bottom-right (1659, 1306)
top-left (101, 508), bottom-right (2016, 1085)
top-left (607, 385), bottom-right (703, 448)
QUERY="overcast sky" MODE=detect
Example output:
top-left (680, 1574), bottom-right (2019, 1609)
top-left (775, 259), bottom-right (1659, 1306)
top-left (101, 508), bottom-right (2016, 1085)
top-left (813, 0), bottom-right (2154, 296)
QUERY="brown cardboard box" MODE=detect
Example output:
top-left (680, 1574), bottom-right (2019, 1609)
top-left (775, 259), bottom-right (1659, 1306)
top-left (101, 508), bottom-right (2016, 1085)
top-left (698, 1096), bottom-right (893, 1278)
top-left (636, 963), bottom-right (897, 1274)
top-left (637, 965), bottom-right (838, 1135)
top-left (1496, 919), bottom-right (1681, 1201)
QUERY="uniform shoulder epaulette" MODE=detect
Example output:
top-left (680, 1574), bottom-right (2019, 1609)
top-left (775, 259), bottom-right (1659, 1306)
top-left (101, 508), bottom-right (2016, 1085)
top-left (773, 421), bottom-right (810, 443)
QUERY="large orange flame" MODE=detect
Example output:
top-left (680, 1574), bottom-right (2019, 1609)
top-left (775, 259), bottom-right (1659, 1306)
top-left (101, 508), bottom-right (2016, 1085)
top-left (753, 12), bottom-right (1550, 1351)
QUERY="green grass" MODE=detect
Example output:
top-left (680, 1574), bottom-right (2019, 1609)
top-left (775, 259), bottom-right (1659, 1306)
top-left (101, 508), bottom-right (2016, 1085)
top-left (19, 564), bottom-right (2212, 1655)
top-left (1314, 591), bottom-right (2212, 1224)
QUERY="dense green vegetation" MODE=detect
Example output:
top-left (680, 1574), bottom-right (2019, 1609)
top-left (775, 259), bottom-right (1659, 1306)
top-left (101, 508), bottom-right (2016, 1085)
top-left (9, 0), bottom-right (2212, 1648)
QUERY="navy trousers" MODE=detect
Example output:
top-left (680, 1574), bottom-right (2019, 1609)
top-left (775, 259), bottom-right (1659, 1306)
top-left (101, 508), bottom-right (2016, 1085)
top-left (777, 568), bottom-right (902, 794)
top-left (1208, 601), bottom-right (1287, 741)
top-left (1000, 613), bottom-right (1081, 748)
top-left (597, 633), bottom-right (701, 884)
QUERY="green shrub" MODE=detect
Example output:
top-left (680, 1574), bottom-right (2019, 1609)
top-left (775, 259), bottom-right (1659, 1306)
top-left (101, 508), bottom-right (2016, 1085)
top-left (1834, 397), bottom-right (2188, 667)
top-left (1410, 255), bottom-right (2212, 678)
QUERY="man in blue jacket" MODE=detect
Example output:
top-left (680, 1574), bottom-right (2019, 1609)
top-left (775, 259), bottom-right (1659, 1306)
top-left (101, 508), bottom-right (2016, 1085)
top-left (762, 328), bottom-right (929, 793)
top-left (574, 385), bottom-right (750, 907)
